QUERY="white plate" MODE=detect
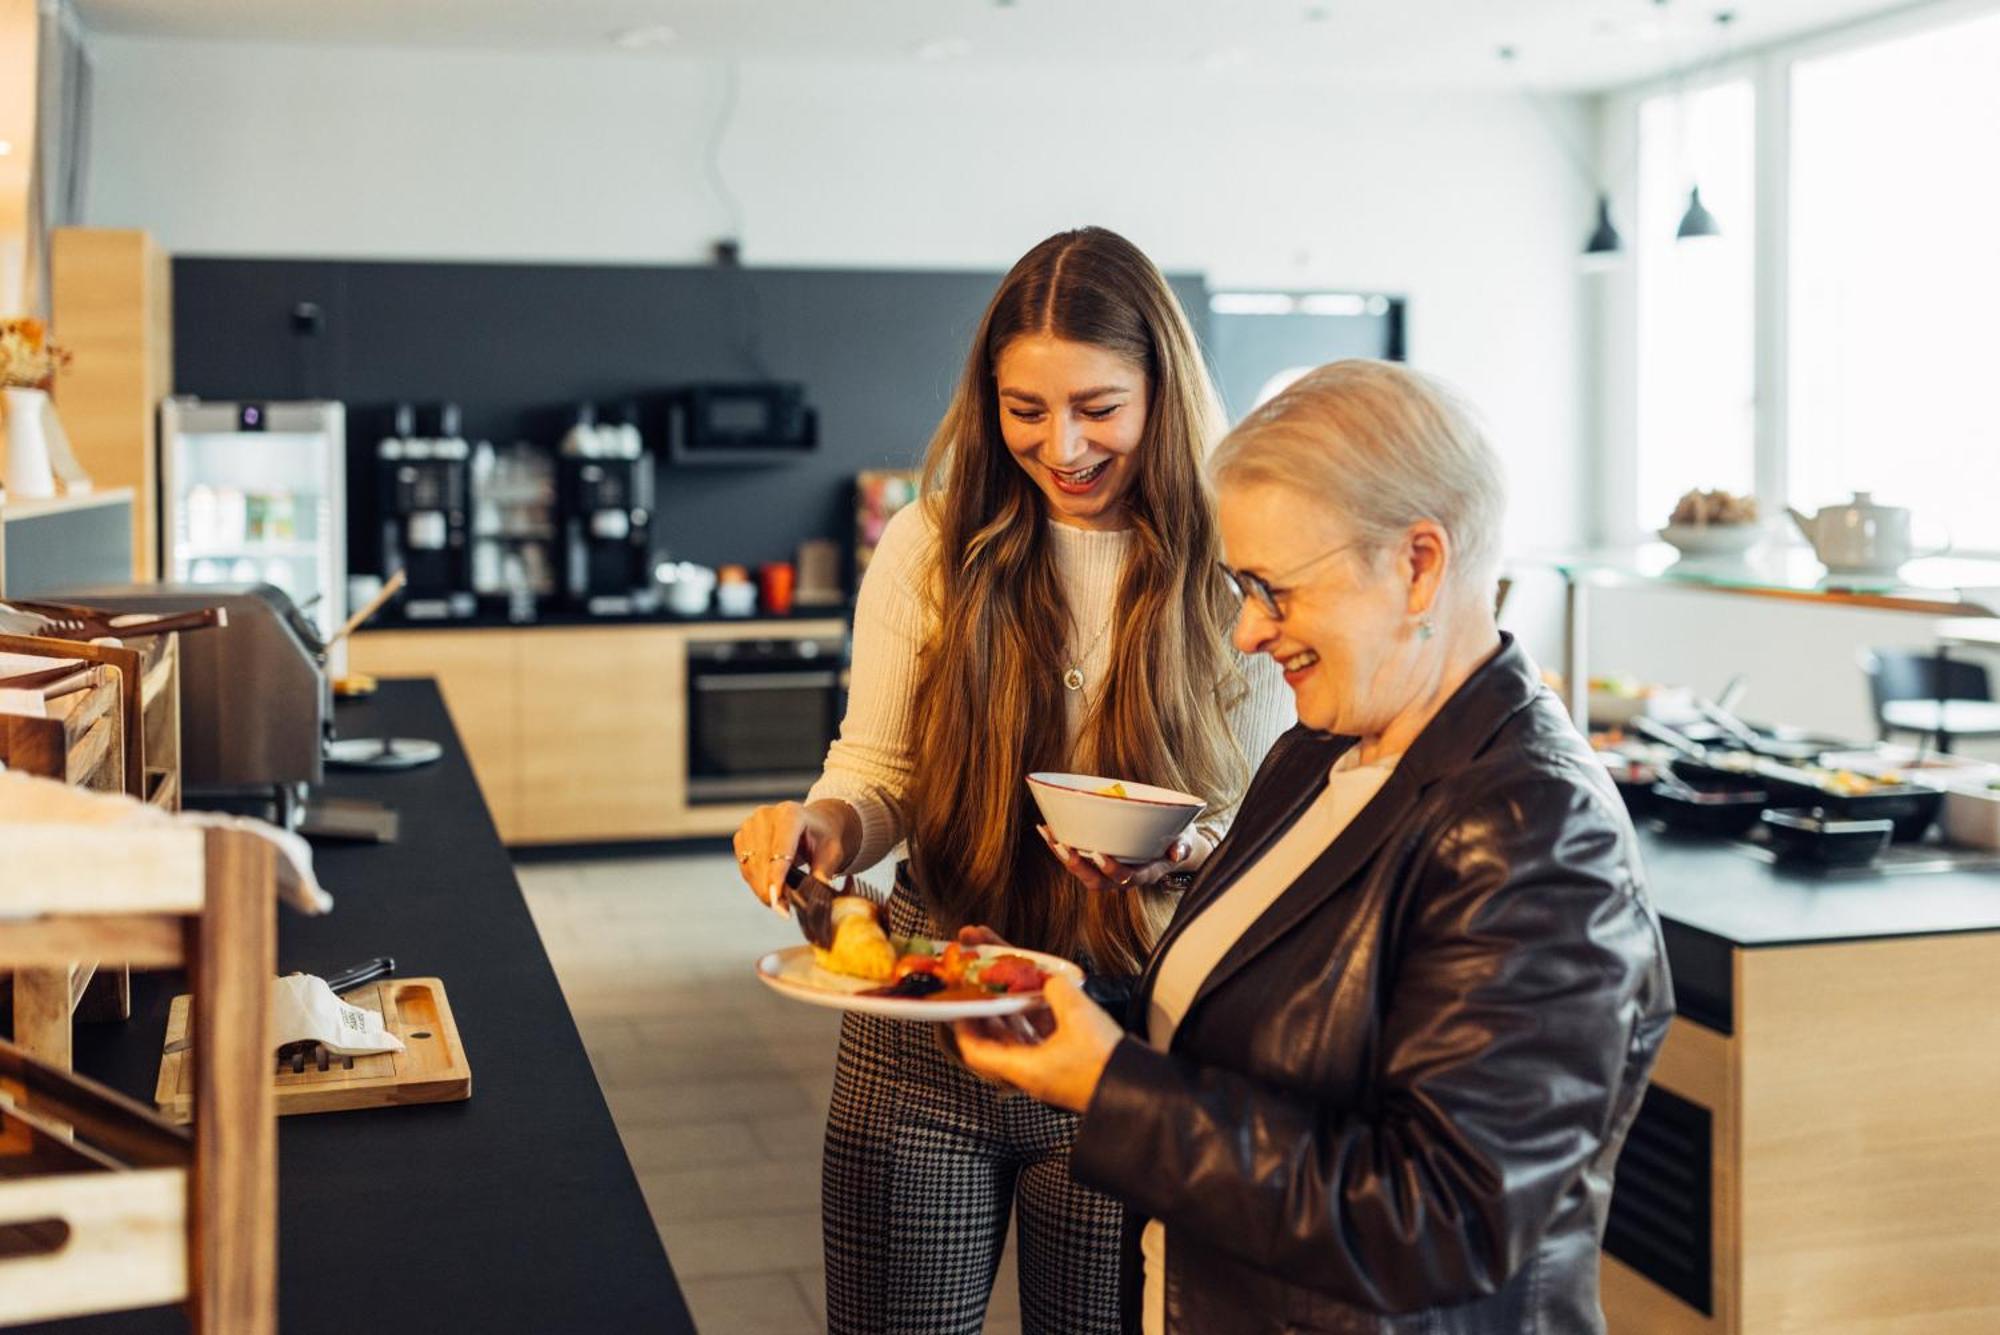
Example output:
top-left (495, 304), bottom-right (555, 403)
top-left (754, 944), bottom-right (1084, 1021)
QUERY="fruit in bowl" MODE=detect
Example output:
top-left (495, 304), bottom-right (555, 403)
top-left (1026, 772), bottom-right (1203, 862)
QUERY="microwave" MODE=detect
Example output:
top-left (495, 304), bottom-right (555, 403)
top-left (667, 382), bottom-right (817, 465)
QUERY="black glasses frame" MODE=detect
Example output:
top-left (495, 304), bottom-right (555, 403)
top-left (1218, 541), bottom-right (1362, 621)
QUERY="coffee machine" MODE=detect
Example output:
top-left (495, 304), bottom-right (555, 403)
top-left (558, 403), bottom-right (657, 615)
top-left (377, 403), bottom-right (476, 619)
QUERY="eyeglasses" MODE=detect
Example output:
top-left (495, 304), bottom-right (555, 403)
top-left (1218, 541), bottom-right (1361, 621)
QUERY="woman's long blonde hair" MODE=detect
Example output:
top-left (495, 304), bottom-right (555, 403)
top-left (904, 227), bottom-right (1247, 974)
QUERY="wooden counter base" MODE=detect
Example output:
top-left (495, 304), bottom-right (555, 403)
top-left (350, 620), bottom-right (844, 844)
top-left (1605, 929), bottom-right (2000, 1333)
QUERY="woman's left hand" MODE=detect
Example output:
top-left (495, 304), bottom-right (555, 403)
top-left (1037, 823), bottom-right (1197, 892)
top-left (953, 975), bottom-right (1125, 1114)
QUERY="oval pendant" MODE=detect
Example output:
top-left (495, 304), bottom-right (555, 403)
top-left (1063, 665), bottom-right (1085, 692)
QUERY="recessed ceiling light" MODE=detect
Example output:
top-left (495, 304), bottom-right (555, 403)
top-left (611, 24), bottom-right (677, 50)
top-left (914, 36), bottom-right (972, 62)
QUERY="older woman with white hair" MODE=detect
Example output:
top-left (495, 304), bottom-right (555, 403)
top-left (958, 359), bottom-right (1674, 1335)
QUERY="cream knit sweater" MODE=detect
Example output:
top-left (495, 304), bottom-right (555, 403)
top-left (808, 502), bottom-right (1295, 874)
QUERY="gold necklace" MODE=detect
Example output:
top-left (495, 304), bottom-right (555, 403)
top-left (1064, 617), bottom-right (1111, 692)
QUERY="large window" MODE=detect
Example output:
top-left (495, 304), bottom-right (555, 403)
top-left (1788, 10), bottom-right (2000, 553)
top-left (1634, 79), bottom-right (1757, 534)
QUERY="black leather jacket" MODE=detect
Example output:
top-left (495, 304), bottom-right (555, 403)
top-left (1071, 636), bottom-right (1673, 1334)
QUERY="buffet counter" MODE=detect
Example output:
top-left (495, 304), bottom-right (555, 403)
top-left (1606, 825), bottom-right (2000, 1334)
top-left (22, 680), bottom-right (694, 1335)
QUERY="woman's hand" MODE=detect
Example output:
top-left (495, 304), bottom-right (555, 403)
top-left (953, 975), bottom-right (1124, 1113)
top-left (731, 799), bottom-right (859, 915)
top-left (1037, 823), bottom-right (1199, 892)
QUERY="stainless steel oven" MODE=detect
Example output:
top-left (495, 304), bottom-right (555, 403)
top-left (685, 634), bottom-right (845, 804)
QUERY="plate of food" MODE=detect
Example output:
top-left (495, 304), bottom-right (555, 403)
top-left (754, 890), bottom-right (1083, 1020)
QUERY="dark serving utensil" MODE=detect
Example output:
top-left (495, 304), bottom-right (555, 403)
top-left (783, 863), bottom-right (843, 951)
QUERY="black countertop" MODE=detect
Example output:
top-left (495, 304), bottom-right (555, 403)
top-left (28, 680), bottom-right (694, 1335)
top-left (1638, 822), bottom-right (2000, 949)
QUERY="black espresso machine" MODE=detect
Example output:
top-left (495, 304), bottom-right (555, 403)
top-left (557, 403), bottom-right (658, 615)
top-left (377, 402), bottom-right (475, 619)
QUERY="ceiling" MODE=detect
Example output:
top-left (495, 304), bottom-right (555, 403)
top-left (70, 0), bottom-right (1932, 91)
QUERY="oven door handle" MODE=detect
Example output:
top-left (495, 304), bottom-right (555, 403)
top-left (693, 671), bottom-right (839, 692)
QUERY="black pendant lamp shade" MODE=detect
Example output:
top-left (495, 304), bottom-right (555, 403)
top-left (1585, 193), bottom-right (1624, 257)
top-left (1676, 185), bottom-right (1723, 239)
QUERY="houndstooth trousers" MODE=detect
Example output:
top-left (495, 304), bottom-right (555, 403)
top-left (822, 881), bottom-right (1125, 1335)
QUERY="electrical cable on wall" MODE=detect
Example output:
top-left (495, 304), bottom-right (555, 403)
top-left (703, 57), bottom-right (773, 379)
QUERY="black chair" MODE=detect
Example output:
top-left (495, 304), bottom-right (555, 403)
top-left (1858, 647), bottom-right (2000, 754)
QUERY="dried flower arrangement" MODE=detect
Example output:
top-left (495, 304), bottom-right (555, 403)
top-left (0, 318), bottom-right (73, 390)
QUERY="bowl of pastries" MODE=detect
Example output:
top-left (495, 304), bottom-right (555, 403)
top-left (1660, 488), bottom-right (1762, 558)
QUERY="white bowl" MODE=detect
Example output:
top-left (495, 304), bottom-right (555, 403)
top-left (1026, 772), bottom-right (1203, 862)
top-left (1659, 523), bottom-right (1761, 558)
top-left (1941, 781), bottom-right (2000, 850)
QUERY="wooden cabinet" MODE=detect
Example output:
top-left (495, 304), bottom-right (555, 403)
top-left (342, 628), bottom-right (522, 836)
top-left (1603, 931), bottom-right (2000, 1333)
top-left (49, 228), bottom-right (173, 580)
top-left (349, 619), bottom-right (845, 845)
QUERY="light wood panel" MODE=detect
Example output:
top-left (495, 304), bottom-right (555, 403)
top-left (515, 626), bottom-right (682, 843)
top-left (49, 227), bottom-right (172, 580)
top-left (1736, 933), bottom-right (2000, 1334)
top-left (349, 619), bottom-right (844, 844)
top-left (0, 1169), bottom-right (190, 1324)
top-left (347, 628), bottom-right (522, 838)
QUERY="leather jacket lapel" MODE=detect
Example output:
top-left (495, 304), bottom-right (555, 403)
top-left (1183, 635), bottom-right (1545, 1015)
top-left (1133, 728), bottom-right (1349, 1010)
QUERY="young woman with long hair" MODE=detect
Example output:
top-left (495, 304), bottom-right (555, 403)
top-left (731, 226), bottom-right (1292, 1334)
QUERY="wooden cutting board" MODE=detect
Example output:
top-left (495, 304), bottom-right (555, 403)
top-left (154, 976), bottom-right (471, 1122)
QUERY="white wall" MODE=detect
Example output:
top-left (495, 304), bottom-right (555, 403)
top-left (82, 34), bottom-right (1594, 660)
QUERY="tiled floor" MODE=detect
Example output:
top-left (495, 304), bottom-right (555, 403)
top-left (516, 851), bottom-right (1022, 1335)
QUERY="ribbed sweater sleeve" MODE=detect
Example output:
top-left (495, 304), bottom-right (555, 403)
top-left (806, 503), bottom-right (935, 873)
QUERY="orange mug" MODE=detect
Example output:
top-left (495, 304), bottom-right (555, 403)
top-left (759, 562), bottom-right (796, 616)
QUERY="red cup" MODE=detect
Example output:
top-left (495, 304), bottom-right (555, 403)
top-left (759, 562), bottom-right (796, 616)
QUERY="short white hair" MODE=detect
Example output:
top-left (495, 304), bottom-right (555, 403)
top-left (1210, 359), bottom-right (1505, 608)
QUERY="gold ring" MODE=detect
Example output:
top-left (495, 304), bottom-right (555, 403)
top-left (768, 852), bottom-right (790, 861)
top-left (736, 851), bottom-right (750, 864)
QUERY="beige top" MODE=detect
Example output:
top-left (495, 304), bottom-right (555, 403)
top-left (807, 501), bottom-right (1294, 873)
top-left (1139, 748), bottom-right (1400, 1335)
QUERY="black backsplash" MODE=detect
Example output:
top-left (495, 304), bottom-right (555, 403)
top-left (171, 258), bottom-right (1211, 582)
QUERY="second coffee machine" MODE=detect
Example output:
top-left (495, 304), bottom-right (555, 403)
top-left (377, 402), bottom-right (476, 619)
top-left (558, 403), bottom-right (658, 615)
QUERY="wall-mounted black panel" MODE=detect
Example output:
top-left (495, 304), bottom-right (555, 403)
top-left (172, 258), bottom-right (1209, 587)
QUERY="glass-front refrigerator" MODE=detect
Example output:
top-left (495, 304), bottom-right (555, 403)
top-left (160, 398), bottom-right (346, 642)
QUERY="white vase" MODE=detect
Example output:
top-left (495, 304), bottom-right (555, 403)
top-left (2, 387), bottom-right (58, 501)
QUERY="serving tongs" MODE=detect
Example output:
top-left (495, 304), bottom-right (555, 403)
top-left (783, 863), bottom-right (843, 950)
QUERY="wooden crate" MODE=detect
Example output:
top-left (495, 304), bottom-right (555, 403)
top-left (0, 631), bottom-right (184, 1052)
top-left (0, 825), bottom-right (278, 1334)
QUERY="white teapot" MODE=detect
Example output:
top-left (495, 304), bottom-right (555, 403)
top-left (1785, 492), bottom-right (1947, 577)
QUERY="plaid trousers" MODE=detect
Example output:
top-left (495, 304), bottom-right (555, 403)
top-left (822, 886), bottom-right (1124, 1335)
